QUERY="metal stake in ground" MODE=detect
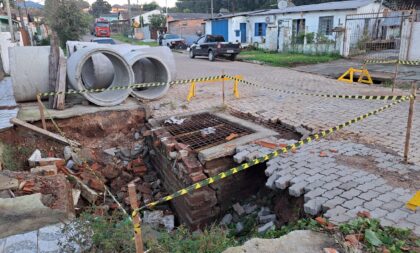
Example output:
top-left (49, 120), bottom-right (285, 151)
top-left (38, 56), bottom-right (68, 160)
top-left (404, 82), bottom-right (417, 163)
top-left (128, 182), bottom-right (144, 253)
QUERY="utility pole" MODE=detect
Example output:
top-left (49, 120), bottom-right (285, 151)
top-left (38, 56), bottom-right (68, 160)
top-left (5, 0), bottom-right (15, 42)
top-left (211, 0), bottom-right (214, 19)
top-left (128, 0), bottom-right (132, 31)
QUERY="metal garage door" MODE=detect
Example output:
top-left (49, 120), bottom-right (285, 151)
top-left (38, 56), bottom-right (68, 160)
top-left (211, 19), bottom-right (228, 41)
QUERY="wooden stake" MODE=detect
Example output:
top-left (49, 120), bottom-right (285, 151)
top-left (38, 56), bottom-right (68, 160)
top-left (10, 118), bottom-right (81, 147)
top-left (392, 62), bottom-right (400, 93)
top-left (404, 82), bottom-right (416, 163)
top-left (48, 31), bottom-right (60, 109)
top-left (37, 95), bottom-right (47, 130)
top-left (128, 182), bottom-right (144, 253)
top-left (222, 70), bottom-right (225, 105)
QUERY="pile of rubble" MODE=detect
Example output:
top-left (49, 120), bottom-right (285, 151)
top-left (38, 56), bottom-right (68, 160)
top-left (0, 129), bottom-right (177, 234)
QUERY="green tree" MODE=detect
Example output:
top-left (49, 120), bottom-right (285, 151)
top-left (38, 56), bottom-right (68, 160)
top-left (143, 1), bottom-right (160, 11)
top-left (91, 0), bottom-right (111, 18)
top-left (76, 0), bottom-right (90, 9)
top-left (149, 14), bottom-right (166, 29)
top-left (45, 0), bottom-right (91, 48)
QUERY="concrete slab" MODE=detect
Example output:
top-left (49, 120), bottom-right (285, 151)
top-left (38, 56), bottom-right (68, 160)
top-left (198, 112), bottom-right (277, 163)
top-left (0, 193), bottom-right (68, 238)
top-left (17, 97), bottom-right (149, 122)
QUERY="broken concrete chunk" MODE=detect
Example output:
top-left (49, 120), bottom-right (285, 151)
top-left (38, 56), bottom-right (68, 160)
top-left (233, 203), bottom-right (245, 216)
top-left (258, 221), bottom-right (275, 234)
top-left (72, 189), bottom-right (81, 206)
top-left (30, 164), bottom-right (58, 176)
top-left (66, 160), bottom-right (75, 170)
top-left (64, 146), bottom-right (72, 161)
top-left (244, 204), bottom-right (258, 214)
top-left (134, 132), bottom-right (140, 140)
top-left (0, 175), bottom-right (19, 191)
top-left (258, 207), bottom-right (271, 217)
top-left (259, 214), bottom-right (276, 224)
top-left (28, 149), bottom-right (42, 167)
top-left (143, 210), bottom-right (164, 228)
top-left (161, 215), bottom-right (175, 232)
top-left (236, 222), bottom-right (244, 233)
top-left (103, 147), bottom-right (119, 156)
top-left (220, 213), bottom-right (233, 226)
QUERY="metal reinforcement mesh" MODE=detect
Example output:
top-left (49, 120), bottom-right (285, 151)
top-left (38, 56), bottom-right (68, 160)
top-left (163, 113), bottom-right (253, 151)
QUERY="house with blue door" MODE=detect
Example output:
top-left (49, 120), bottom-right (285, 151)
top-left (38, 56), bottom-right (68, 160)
top-left (205, 0), bottom-right (385, 56)
top-left (204, 10), bottom-right (268, 45)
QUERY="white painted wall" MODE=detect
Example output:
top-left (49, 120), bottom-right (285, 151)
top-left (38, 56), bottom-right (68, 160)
top-left (205, 20), bottom-right (211, 35)
top-left (399, 20), bottom-right (420, 60)
top-left (0, 32), bottom-right (18, 74)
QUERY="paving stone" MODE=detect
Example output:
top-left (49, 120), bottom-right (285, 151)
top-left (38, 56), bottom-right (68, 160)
top-left (304, 180), bottom-right (325, 192)
top-left (373, 184), bottom-right (393, 194)
top-left (342, 197), bottom-right (365, 209)
top-left (377, 192), bottom-right (400, 202)
top-left (304, 197), bottom-right (328, 215)
top-left (382, 201), bottom-right (404, 211)
top-left (385, 209), bottom-right (410, 222)
top-left (363, 199), bottom-right (384, 211)
top-left (406, 212), bottom-right (420, 225)
top-left (304, 188), bottom-right (327, 202)
top-left (324, 205), bottom-right (348, 219)
top-left (370, 208), bottom-right (389, 219)
top-left (322, 196), bottom-right (346, 211)
top-left (275, 174), bottom-right (293, 189)
top-left (329, 213), bottom-right (352, 223)
top-left (338, 181), bottom-right (360, 191)
top-left (380, 218), bottom-right (396, 227)
top-left (288, 181), bottom-right (307, 197)
top-left (322, 189), bottom-right (344, 200)
top-left (265, 173), bottom-right (279, 189)
top-left (359, 190), bottom-right (381, 201)
top-left (321, 181), bottom-right (341, 191)
top-left (341, 189), bottom-right (362, 200)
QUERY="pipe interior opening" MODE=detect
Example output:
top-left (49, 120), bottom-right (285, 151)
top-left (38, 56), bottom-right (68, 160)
top-left (132, 57), bottom-right (169, 97)
top-left (80, 51), bottom-right (130, 103)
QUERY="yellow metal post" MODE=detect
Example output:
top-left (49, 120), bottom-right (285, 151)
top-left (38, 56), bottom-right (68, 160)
top-left (233, 75), bottom-right (242, 98)
top-left (187, 82), bottom-right (196, 102)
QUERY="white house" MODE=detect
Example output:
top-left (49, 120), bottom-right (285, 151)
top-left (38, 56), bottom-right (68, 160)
top-left (132, 9), bottom-right (162, 26)
top-left (206, 0), bottom-right (384, 55)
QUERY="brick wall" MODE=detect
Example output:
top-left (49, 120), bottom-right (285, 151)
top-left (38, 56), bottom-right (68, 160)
top-left (168, 19), bottom-right (206, 38)
top-left (147, 124), bottom-right (266, 228)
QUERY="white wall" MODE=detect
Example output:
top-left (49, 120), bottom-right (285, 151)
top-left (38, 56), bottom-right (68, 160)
top-left (0, 32), bottom-right (18, 74)
top-left (205, 20), bottom-right (211, 35)
top-left (399, 20), bottom-right (420, 60)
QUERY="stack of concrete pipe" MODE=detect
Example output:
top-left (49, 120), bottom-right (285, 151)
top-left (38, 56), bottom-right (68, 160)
top-left (66, 41), bottom-right (176, 106)
top-left (10, 42), bottom-right (176, 106)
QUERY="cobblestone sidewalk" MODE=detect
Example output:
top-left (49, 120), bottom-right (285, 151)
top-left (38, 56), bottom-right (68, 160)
top-left (233, 138), bottom-right (419, 235)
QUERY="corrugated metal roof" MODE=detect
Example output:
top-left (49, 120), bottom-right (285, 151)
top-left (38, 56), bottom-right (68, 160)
top-left (251, 0), bottom-right (376, 16)
top-left (205, 10), bottom-right (269, 20)
top-left (168, 13), bottom-right (212, 21)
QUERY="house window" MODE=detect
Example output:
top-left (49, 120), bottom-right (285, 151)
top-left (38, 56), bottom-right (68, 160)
top-left (254, 22), bottom-right (267, 36)
top-left (235, 30), bottom-right (240, 37)
top-left (319, 16), bottom-right (334, 35)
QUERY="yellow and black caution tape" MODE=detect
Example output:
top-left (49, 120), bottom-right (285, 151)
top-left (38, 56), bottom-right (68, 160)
top-left (225, 75), bottom-right (409, 101)
top-left (131, 95), bottom-right (412, 217)
top-left (364, 59), bottom-right (420, 65)
top-left (37, 75), bottom-right (226, 98)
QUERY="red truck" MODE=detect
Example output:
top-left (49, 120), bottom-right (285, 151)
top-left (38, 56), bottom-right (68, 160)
top-left (94, 18), bottom-right (111, 37)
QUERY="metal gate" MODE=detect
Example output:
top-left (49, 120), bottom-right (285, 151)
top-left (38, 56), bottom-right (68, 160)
top-left (344, 11), bottom-right (412, 60)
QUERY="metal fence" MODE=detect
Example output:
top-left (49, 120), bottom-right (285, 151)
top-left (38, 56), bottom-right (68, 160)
top-left (344, 11), bottom-right (413, 60)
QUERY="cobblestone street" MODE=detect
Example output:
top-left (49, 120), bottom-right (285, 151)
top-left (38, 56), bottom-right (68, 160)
top-left (147, 53), bottom-right (420, 233)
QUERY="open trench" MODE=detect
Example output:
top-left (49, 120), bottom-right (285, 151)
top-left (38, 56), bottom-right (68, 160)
top-left (0, 107), bottom-right (310, 233)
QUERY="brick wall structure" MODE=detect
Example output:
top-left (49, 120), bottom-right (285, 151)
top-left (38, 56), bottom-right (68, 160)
top-left (146, 124), bottom-right (267, 229)
top-left (168, 19), bottom-right (206, 38)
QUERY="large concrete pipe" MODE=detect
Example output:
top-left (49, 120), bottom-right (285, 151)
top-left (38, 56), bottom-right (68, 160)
top-left (67, 46), bottom-right (134, 106)
top-left (123, 46), bottom-right (176, 100)
top-left (9, 46), bottom-right (56, 102)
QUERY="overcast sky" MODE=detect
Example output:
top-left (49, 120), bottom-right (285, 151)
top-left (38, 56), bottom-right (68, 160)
top-left (33, 0), bottom-right (177, 7)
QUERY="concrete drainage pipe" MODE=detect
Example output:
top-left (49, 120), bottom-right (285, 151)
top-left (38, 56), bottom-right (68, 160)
top-left (123, 46), bottom-right (176, 100)
top-left (67, 46), bottom-right (134, 106)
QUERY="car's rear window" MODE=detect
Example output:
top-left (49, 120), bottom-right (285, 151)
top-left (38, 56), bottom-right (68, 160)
top-left (207, 35), bottom-right (225, 42)
top-left (94, 39), bottom-right (115, 44)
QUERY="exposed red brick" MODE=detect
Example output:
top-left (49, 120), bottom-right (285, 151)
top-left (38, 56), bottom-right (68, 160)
top-left (225, 133), bottom-right (239, 141)
top-left (137, 183), bottom-right (152, 194)
top-left (89, 178), bottom-right (105, 192)
top-left (181, 156), bottom-right (203, 174)
top-left (189, 171), bottom-right (207, 182)
top-left (90, 163), bottom-right (100, 171)
top-left (255, 140), bottom-right (277, 149)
